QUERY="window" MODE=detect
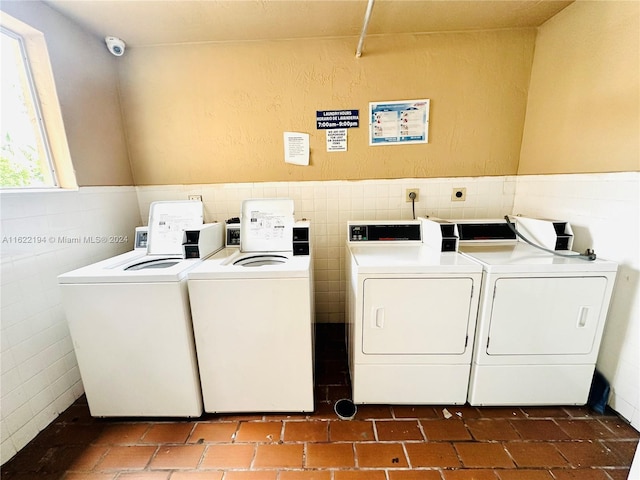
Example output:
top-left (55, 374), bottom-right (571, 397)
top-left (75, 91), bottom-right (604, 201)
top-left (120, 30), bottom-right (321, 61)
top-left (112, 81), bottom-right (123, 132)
top-left (0, 13), bottom-right (76, 190)
top-left (1, 27), bottom-right (56, 188)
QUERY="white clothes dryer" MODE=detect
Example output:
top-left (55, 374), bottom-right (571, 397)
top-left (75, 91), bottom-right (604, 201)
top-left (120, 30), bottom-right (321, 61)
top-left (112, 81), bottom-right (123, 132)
top-left (58, 202), bottom-right (224, 417)
top-left (345, 219), bottom-right (483, 405)
top-left (454, 217), bottom-right (618, 406)
top-left (188, 199), bottom-right (314, 413)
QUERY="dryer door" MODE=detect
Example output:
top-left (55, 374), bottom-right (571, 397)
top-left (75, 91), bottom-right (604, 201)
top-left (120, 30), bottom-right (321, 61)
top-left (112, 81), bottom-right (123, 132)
top-left (486, 276), bottom-right (608, 355)
top-left (362, 277), bottom-right (474, 355)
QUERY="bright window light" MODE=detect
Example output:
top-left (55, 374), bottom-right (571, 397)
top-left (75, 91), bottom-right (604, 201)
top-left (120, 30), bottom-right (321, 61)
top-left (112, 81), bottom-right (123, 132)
top-left (1, 26), bottom-right (57, 188)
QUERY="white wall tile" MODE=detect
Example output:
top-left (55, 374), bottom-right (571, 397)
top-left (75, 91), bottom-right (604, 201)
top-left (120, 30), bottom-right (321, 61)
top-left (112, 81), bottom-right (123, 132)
top-left (513, 172), bottom-right (639, 430)
top-left (0, 439), bottom-right (17, 466)
top-left (0, 369), bottom-right (22, 400)
top-left (6, 420), bottom-right (37, 454)
top-left (0, 187), bottom-right (141, 465)
top-left (3, 402), bottom-right (33, 436)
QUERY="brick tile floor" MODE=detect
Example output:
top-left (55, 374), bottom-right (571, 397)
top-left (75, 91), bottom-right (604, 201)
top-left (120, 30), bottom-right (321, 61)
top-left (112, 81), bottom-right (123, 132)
top-left (1, 324), bottom-right (638, 480)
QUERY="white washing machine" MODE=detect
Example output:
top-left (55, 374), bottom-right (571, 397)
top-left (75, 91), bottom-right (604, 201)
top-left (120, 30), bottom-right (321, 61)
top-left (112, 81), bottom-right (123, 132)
top-left (454, 216), bottom-right (618, 406)
top-left (346, 219), bottom-right (483, 404)
top-left (188, 199), bottom-right (314, 413)
top-left (58, 201), bottom-right (224, 417)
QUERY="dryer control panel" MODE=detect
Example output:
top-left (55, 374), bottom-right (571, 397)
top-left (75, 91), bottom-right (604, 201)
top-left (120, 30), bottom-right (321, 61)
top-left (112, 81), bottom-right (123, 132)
top-left (348, 220), bottom-right (459, 252)
top-left (348, 223), bottom-right (422, 242)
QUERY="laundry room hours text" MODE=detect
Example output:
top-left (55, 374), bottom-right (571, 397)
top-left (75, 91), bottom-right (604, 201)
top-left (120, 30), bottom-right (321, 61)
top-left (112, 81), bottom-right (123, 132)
top-left (1, 235), bottom-right (129, 244)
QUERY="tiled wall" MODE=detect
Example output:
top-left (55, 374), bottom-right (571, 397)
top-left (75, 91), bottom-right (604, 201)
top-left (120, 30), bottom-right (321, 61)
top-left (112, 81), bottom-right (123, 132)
top-left (136, 176), bottom-right (517, 323)
top-left (0, 187), bottom-right (141, 463)
top-left (513, 172), bottom-right (640, 431)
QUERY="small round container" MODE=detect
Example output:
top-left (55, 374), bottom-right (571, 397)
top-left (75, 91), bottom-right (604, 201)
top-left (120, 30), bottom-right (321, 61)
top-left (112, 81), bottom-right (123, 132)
top-left (334, 398), bottom-right (357, 420)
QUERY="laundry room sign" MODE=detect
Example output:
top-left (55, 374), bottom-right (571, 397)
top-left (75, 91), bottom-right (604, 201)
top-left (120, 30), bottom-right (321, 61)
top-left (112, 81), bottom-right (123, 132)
top-left (316, 110), bottom-right (358, 153)
top-left (316, 110), bottom-right (359, 129)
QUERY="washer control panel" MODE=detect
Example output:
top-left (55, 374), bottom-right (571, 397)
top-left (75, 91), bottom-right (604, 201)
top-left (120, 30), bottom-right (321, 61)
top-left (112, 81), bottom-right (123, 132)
top-left (226, 224), bottom-right (241, 247)
top-left (293, 223), bottom-right (310, 256)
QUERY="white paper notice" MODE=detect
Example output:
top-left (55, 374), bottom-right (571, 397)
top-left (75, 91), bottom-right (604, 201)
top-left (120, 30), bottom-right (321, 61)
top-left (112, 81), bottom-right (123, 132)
top-left (147, 201), bottom-right (203, 255)
top-left (284, 132), bottom-right (310, 166)
top-left (326, 129), bottom-right (347, 152)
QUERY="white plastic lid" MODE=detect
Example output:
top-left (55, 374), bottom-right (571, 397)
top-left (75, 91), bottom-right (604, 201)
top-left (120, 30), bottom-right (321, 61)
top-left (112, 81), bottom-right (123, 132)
top-left (147, 201), bottom-right (203, 255)
top-left (240, 199), bottom-right (294, 252)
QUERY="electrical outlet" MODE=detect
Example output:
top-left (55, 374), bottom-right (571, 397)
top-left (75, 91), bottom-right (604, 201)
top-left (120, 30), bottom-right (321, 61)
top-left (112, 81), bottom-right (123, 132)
top-left (451, 188), bottom-right (466, 202)
top-left (188, 195), bottom-right (203, 201)
top-left (405, 189), bottom-right (419, 202)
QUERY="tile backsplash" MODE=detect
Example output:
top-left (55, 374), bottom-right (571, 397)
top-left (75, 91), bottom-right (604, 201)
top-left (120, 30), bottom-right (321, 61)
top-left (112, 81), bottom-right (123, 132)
top-left (0, 187), bottom-right (141, 463)
top-left (513, 172), bottom-right (639, 431)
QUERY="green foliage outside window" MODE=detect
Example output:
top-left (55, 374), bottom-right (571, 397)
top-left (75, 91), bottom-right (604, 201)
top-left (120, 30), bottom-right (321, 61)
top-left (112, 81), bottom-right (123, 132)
top-left (1, 27), bottom-right (56, 188)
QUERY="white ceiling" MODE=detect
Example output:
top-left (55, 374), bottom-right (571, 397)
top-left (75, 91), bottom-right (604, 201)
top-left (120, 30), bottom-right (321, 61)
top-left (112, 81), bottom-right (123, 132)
top-left (44, 0), bottom-right (573, 47)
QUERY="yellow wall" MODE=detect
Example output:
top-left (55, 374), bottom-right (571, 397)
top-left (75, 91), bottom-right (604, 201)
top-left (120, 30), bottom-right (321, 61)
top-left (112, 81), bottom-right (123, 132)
top-left (6, 1), bottom-right (637, 186)
top-left (120, 29), bottom-right (536, 185)
top-left (519, 0), bottom-right (640, 174)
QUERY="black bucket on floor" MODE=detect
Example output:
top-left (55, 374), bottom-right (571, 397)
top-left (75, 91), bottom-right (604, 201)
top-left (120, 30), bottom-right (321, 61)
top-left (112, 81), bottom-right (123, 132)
top-left (587, 369), bottom-right (610, 414)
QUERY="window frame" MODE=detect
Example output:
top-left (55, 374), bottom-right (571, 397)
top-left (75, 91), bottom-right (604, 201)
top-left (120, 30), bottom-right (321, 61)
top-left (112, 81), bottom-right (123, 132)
top-left (0, 11), bottom-right (77, 191)
top-left (2, 25), bottom-right (58, 188)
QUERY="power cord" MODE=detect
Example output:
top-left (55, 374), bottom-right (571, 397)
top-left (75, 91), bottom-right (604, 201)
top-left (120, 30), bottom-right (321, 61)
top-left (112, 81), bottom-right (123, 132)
top-left (504, 215), bottom-right (597, 261)
top-left (409, 192), bottom-right (416, 219)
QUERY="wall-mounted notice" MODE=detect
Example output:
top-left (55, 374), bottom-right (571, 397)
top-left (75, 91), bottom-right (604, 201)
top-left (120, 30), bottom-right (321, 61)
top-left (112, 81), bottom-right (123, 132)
top-left (326, 129), bottom-right (347, 152)
top-left (369, 99), bottom-right (430, 145)
top-left (316, 110), bottom-right (359, 129)
top-left (283, 132), bottom-right (310, 166)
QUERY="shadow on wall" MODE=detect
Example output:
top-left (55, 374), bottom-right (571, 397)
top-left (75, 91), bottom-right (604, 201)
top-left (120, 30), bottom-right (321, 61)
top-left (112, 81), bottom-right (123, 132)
top-left (570, 225), bottom-right (594, 253)
top-left (599, 266), bottom-right (640, 371)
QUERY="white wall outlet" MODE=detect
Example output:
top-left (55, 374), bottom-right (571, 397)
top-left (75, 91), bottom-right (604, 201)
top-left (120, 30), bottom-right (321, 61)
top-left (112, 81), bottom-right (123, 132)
top-left (406, 189), bottom-right (419, 202)
top-left (188, 195), bottom-right (203, 201)
top-left (451, 188), bottom-right (466, 202)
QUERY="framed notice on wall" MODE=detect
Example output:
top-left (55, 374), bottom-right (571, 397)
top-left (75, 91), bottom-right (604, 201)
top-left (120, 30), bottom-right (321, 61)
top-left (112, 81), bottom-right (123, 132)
top-left (369, 99), bottom-right (430, 146)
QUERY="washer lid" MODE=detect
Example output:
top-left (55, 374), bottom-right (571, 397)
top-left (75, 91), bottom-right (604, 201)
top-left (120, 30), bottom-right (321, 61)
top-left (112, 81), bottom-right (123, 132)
top-left (124, 258), bottom-right (183, 271)
top-left (57, 250), bottom-right (203, 283)
top-left (460, 243), bottom-right (618, 273)
top-left (233, 254), bottom-right (288, 267)
top-left (240, 199), bottom-right (294, 252)
top-left (147, 201), bottom-right (203, 255)
top-left (348, 244), bottom-right (483, 274)
top-left (188, 248), bottom-right (311, 279)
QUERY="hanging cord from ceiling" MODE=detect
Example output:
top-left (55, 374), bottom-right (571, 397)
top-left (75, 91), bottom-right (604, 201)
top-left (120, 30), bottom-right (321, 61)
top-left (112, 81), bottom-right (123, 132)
top-left (356, 0), bottom-right (376, 57)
